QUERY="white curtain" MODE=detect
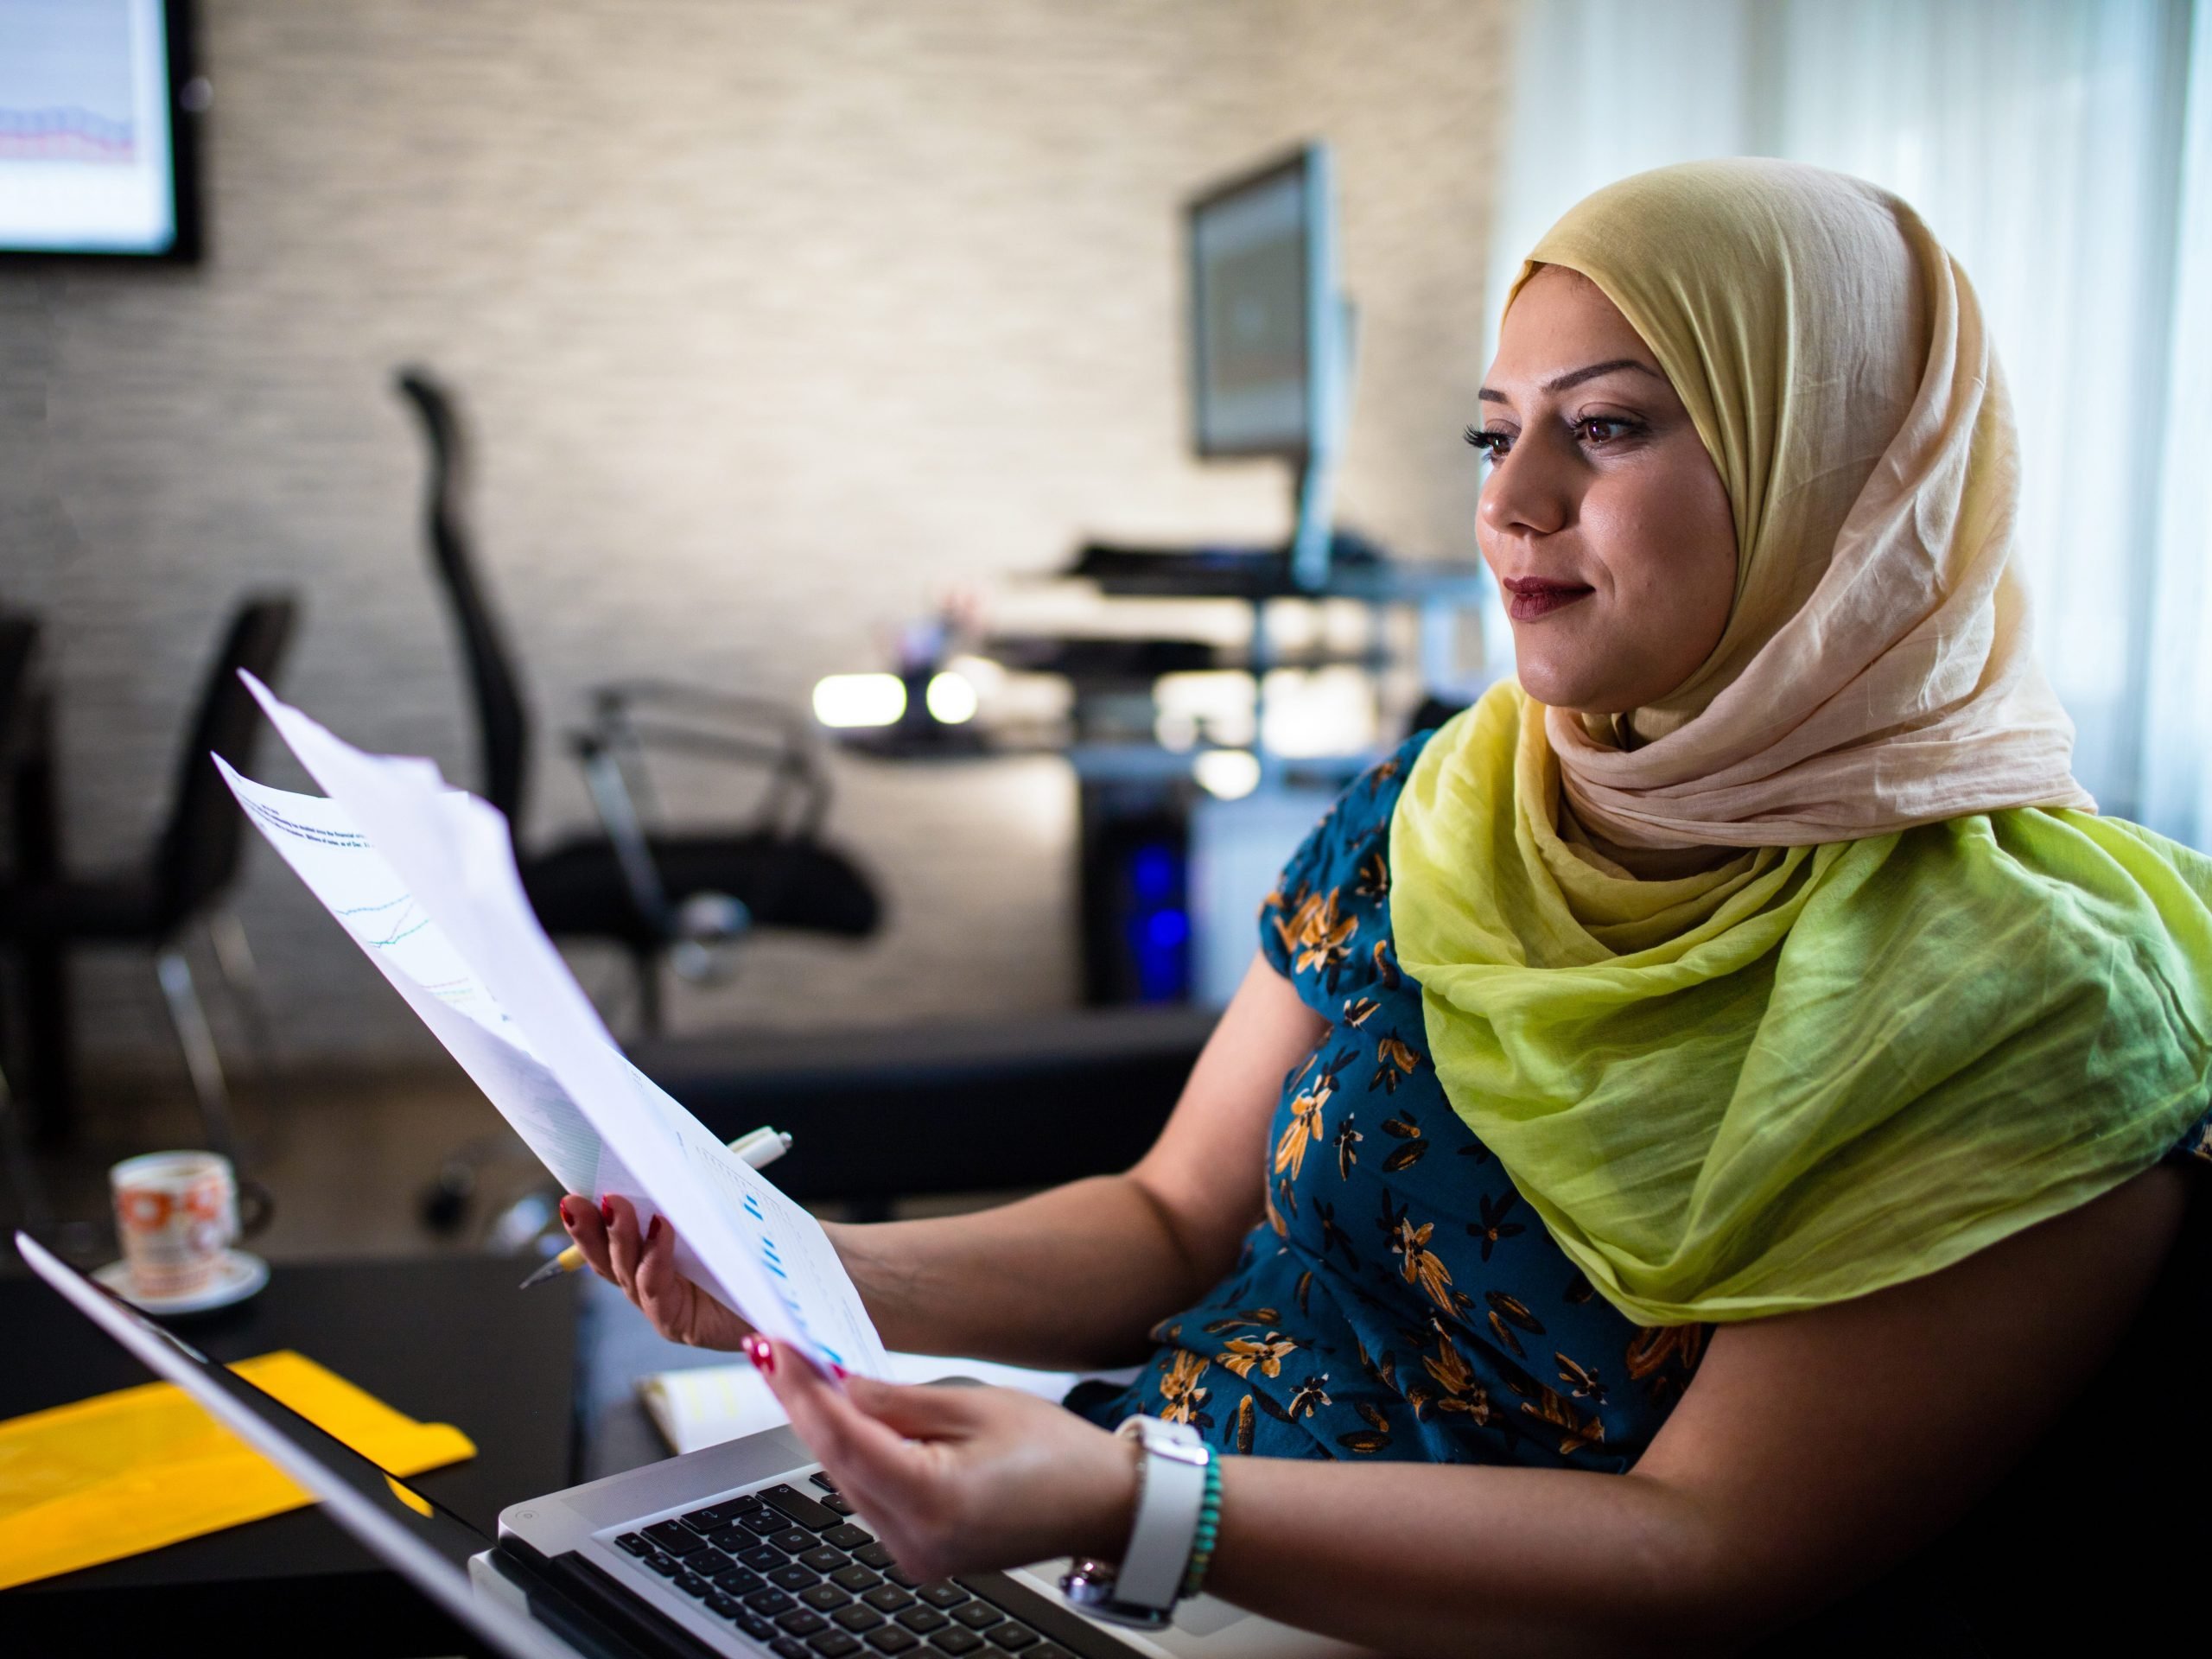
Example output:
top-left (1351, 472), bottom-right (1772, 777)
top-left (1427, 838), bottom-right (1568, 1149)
top-left (1483, 0), bottom-right (2212, 848)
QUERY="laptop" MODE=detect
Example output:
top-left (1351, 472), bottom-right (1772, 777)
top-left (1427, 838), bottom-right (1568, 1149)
top-left (17, 1232), bottom-right (1370, 1659)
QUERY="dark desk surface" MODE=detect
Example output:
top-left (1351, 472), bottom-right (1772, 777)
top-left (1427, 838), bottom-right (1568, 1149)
top-left (3, 1255), bottom-right (580, 1654)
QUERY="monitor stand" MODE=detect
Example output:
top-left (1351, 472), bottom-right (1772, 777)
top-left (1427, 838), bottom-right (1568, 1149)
top-left (1288, 454), bottom-right (1338, 592)
top-left (1288, 296), bottom-right (1357, 592)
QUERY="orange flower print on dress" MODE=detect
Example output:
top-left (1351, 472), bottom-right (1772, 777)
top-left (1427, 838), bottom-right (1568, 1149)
top-left (1484, 1290), bottom-right (1545, 1358)
top-left (1520, 1385), bottom-right (1607, 1458)
top-left (1157, 1349), bottom-right (1212, 1428)
top-left (1379, 1109), bottom-right (1428, 1171)
top-left (1274, 887), bottom-right (1359, 988)
top-left (1555, 1352), bottom-right (1608, 1405)
top-left (1380, 1194), bottom-right (1469, 1319)
top-left (1219, 1332), bottom-right (1300, 1379)
top-left (1274, 1081), bottom-right (1329, 1182)
top-left (1468, 1192), bottom-right (1526, 1262)
top-left (1354, 850), bottom-right (1389, 901)
top-left (1625, 1323), bottom-right (1708, 1403)
top-left (1336, 1401), bottom-right (1392, 1455)
top-left (1200, 1308), bottom-right (1282, 1335)
top-left (1274, 1048), bottom-right (1350, 1182)
top-left (1371, 937), bottom-right (1402, 990)
top-left (1333, 1115), bottom-right (1363, 1179)
top-left (1370, 1033), bottom-right (1421, 1097)
top-left (1418, 1322), bottom-right (1494, 1426)
top-left (1262, 874), bottom-right (1310, 920)
top-left (1285, 1375), bottom-right (1332, 1420)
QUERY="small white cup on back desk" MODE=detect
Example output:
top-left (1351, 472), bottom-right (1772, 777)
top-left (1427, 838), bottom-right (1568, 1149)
top-left (109, 1149), bottom-right (266, 1300)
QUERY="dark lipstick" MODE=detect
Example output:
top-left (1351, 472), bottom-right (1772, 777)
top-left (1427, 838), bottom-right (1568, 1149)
top-left (1501, 575), bottom-right (1594, 621)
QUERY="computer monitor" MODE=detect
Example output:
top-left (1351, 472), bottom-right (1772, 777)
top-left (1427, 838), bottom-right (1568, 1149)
top-left (0, 0), bottom-right (203, 260)
top-left (1185, 143), bottom-right (1346, 587)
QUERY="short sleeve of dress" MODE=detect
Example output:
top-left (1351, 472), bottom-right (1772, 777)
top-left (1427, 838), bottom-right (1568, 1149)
top-left (1258, 729), bottom-right (1436, 988)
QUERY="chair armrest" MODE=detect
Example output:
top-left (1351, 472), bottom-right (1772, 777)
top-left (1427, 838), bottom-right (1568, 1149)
top-left (563, 682), bottom-right (838, 946)
top-left (578, 679), bottom-right (831, 839)
top-left (591, 678), bottom-right (814, 751)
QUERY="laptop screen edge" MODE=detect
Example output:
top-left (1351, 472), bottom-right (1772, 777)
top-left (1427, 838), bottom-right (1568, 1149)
top-left (13, 1229), bottom-right (582, 1659)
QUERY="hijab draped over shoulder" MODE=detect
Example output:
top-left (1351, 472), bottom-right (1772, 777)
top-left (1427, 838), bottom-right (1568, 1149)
top-left (1391, 159), bottom-right (2212, 1325)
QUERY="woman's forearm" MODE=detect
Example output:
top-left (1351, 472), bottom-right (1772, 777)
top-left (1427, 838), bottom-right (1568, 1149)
top-left (823, 957), bottom-right (1316, 1370)
top-left (1201, 1172), bottom-right (2195, 1657)
top-left (1202, 1456), bottom-right (1724, 1659)
top-left (827, 1173), bottom-right (1242, 1370)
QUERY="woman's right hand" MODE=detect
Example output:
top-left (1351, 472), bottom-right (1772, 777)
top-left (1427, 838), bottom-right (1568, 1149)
top-left (560, 1193), bottom-right (757, 1351)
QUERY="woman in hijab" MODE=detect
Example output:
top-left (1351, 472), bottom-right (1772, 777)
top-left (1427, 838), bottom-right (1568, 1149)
top-left (563, 161), bottom-right (2212, 1650)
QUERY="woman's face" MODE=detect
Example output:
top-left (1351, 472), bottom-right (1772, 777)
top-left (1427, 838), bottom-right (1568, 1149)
top-left (1472, 265), bottom-right (1738, 716)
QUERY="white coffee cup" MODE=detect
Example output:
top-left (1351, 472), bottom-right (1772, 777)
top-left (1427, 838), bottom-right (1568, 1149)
top-left (110, 1149), bottom-right (245, 1299)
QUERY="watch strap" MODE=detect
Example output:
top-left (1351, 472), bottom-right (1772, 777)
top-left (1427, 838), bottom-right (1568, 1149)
top-left (1115, 1415), bottom-right (1210, 1611)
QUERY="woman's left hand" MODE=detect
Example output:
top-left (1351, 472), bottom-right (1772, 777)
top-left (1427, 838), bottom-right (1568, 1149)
top-left (749, 1338), bottom-right (1140, 1586)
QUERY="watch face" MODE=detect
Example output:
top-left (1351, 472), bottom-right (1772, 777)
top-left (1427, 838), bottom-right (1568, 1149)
top-left (1059, 1572), bottom-right (1176, 1633)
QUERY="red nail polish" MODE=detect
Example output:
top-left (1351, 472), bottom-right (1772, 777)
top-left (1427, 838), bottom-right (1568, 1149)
top-left (557, 1197), bottom-right (574, 1227)
top-left (830, 1363), bottom-right (849, 1381)
top-left (747, 1336), bottom-right (775, 1376)
top-left (646, 1216), bottom-right (663, 1243)
top-left (601, 1197), bottom-right (614, 1226)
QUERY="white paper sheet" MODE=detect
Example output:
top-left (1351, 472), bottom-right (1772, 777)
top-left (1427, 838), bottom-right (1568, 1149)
top-left (221, 676), bottom-right (887, 1379)
top-left (639, 1353), bottom-right (1135, 1456)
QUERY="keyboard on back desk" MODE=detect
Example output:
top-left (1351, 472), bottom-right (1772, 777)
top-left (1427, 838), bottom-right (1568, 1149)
top-left (613, 1472), bottom-right (1082, 1658)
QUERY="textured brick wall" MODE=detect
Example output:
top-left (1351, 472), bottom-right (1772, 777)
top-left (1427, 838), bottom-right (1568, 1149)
top-left (0, 0), bottom-right (1507, 1080)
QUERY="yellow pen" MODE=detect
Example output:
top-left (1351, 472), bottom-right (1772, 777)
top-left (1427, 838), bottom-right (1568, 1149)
top-left (517, 1125), bottom-right (791, 1289)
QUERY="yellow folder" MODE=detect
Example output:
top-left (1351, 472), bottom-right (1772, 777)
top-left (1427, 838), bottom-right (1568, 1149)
top-left (0, 1349), bottom-right (476, 1591)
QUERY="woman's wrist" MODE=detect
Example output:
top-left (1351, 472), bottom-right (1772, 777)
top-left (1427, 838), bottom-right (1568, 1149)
top-left (1066, 1425), bottom-right (1147, 1564)
top-left (819, 1219), bottom-right (899, 1340)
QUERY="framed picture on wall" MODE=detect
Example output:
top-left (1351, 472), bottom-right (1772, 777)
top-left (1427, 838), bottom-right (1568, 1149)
top-left (0, 0), bottom-right (204, 262)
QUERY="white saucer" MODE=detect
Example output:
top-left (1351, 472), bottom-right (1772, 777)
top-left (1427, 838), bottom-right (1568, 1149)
top-left (93, 1249), bottom-right (270, 1315)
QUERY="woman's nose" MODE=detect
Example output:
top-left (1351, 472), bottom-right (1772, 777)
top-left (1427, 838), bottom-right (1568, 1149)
top-left (1478, 437), bottom-right (1573, 541)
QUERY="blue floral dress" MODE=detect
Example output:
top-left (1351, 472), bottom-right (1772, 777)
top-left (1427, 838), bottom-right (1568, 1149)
top-left (1068, 730), bottom-right (2212, 1471)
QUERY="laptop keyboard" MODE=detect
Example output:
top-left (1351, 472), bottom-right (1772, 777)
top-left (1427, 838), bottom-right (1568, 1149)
top-left (609, 1472), bottom-right (1080, 1658)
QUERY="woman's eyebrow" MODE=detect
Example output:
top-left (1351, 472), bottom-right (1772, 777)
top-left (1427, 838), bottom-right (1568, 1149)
top-left (1478, 359), bottom-right (1666, 402)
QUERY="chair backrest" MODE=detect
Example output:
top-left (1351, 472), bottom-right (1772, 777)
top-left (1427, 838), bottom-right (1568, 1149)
top-left (153, 594), bottom-right (298, 931)
top-left (1752, 1169), bottom-right (2211, 1653)
top-left (393, 367), bottom-right (532, 829)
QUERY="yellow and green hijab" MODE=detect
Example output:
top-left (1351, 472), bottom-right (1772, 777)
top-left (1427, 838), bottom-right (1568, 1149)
top-left (1393, 162), bottom-right (2212, 1326)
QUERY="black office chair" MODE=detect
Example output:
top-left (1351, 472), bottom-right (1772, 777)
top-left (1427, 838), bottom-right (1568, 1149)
top-left (393, 368), bottom-right (881, 1033)
top-left (0, 595), bottom-right (297, 1157)
top-left (1745, 1171), bottom-right (2209, 1654)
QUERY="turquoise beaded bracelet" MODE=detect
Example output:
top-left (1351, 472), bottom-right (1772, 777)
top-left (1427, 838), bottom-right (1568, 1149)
top-left (1179, 1454), bottom-right (1224, 1599)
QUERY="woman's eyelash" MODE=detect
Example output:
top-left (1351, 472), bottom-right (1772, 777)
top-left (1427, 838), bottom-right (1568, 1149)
top-left (1464, 416), bottom-right (1647, 461)
top-left (1574, 416), bottom-right (1644, 443)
